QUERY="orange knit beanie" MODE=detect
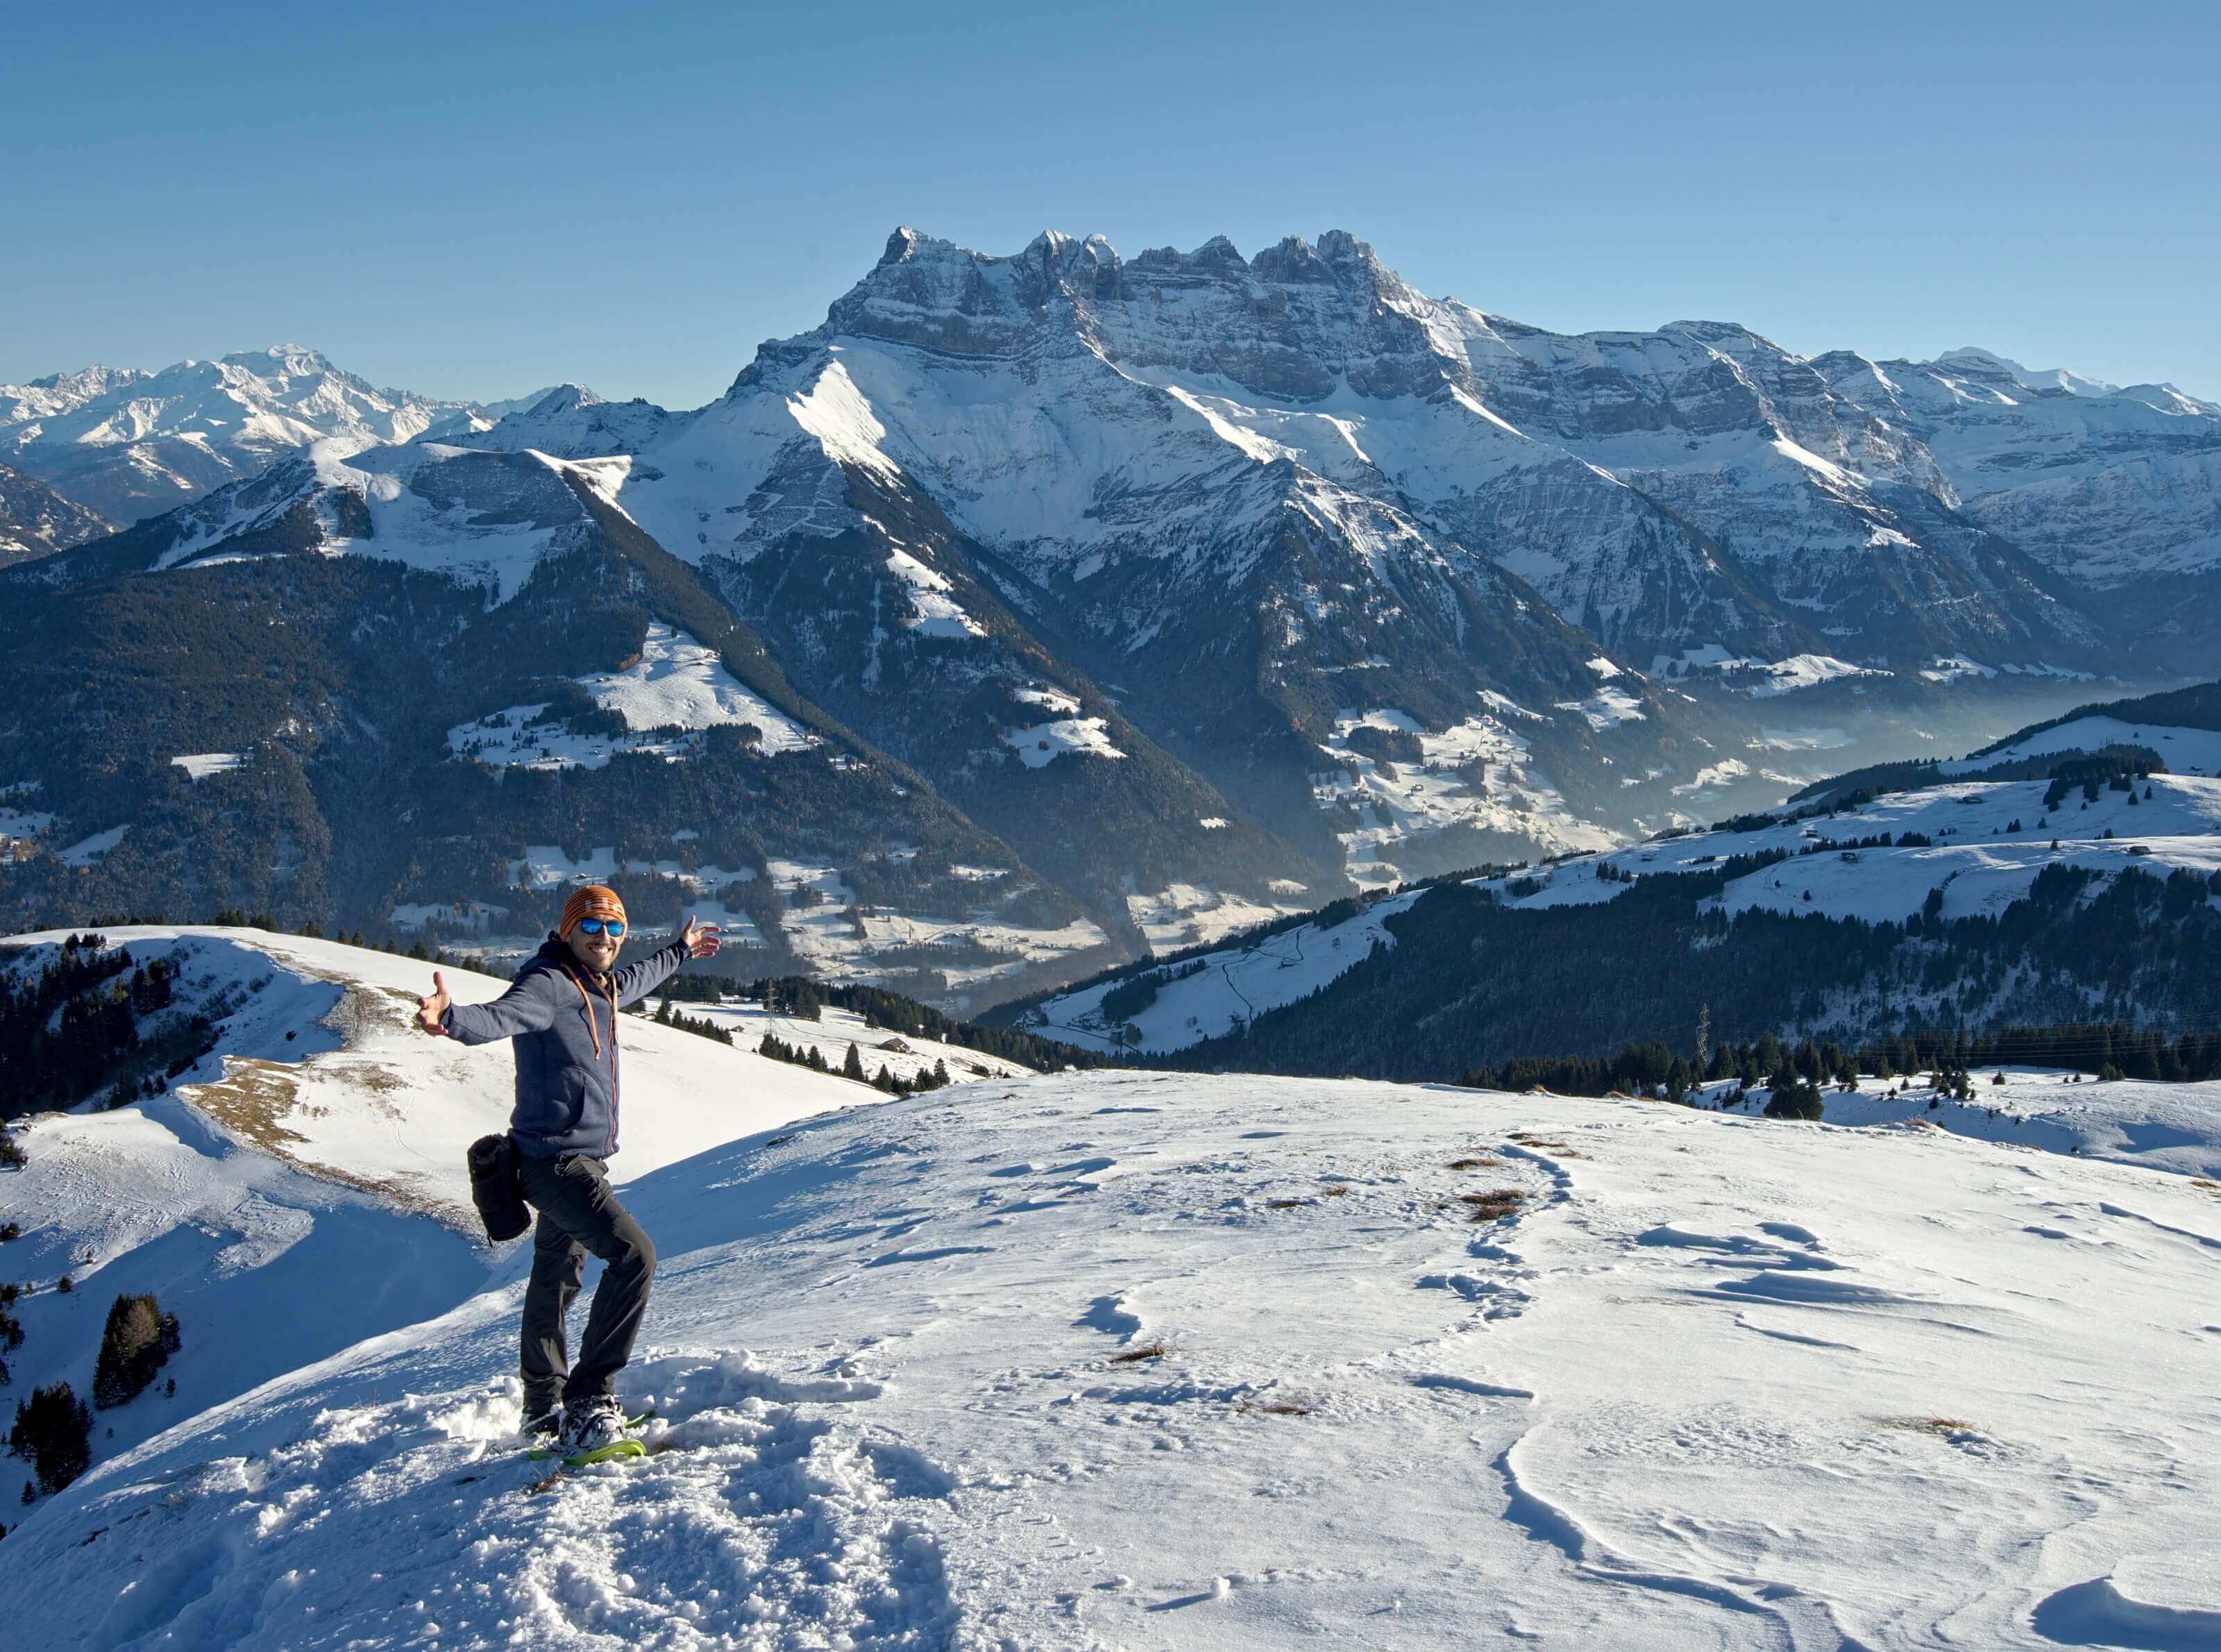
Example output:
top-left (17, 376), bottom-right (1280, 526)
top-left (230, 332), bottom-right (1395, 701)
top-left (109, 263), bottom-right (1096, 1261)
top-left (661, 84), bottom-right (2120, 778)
top-left (559, 884), bottom-right (627, 938)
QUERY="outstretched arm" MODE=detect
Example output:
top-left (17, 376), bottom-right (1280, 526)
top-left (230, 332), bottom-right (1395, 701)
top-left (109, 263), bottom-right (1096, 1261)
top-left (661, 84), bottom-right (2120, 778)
top-left (419, 967), bottom-right (564, 1045)
top-left (611, 914), bottom-right (722, 1009)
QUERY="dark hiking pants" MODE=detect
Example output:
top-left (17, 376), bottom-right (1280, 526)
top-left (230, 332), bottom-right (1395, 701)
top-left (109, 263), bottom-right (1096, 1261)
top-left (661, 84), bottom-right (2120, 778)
top-left (516, 1154), bottom-right (657, 1416)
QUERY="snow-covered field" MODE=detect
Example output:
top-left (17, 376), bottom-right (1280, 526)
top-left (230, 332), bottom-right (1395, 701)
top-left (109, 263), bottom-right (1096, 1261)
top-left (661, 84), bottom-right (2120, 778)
top-left (1943, 714), bottom-right (2221, 778)
top-left (1784, 1066), bottom-right (2221, 1179)
top-left (420, 850), bottom-right (1108, 1001)
top-left (756, 860), bottom-right (1113, 995)
top-left (1121, 882), bottom-right (1313, 954)
top-left (1000, 717), bottom-right (1125, 768)
top-left (448, 623), bottom-right (816, 771)
top-left (7, 1068), bottom-right (2220, 1648)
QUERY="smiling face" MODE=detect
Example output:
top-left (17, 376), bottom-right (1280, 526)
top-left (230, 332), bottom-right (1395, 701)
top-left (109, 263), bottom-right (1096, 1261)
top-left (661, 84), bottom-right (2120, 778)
top-left (566, 923), bottom-right (622, 972)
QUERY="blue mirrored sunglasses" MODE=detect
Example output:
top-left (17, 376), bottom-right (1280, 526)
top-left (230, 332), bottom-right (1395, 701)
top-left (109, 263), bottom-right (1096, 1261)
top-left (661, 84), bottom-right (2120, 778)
top-left (577, 918), bottom-right (626, 937)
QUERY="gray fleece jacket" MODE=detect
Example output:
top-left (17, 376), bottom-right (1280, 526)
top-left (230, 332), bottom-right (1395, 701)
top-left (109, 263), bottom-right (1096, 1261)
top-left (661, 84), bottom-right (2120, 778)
top-left (443, 933), bottom-right (689, 1161)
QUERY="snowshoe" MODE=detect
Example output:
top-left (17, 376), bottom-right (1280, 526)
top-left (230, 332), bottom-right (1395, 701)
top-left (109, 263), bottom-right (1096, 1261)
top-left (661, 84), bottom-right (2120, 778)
top-left (525, 1407), bottom-right (656, 1466)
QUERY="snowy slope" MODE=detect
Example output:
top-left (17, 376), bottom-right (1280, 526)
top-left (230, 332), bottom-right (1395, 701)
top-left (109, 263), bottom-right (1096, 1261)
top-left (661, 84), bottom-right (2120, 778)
top-left (149, 441), bottom-right (607, 605)
top-left (1039, 764), bottom-right (2221, 1057)
top-left (6, 1072), bottom-right (2218, 1648)
top-left (0, 927), bottom-right (894, 1513)
top-left (449, 622), bottom-right (819, 770)
top-left (0, 460), bottom-right (110, 561)
top-left (679, 1000), bottom-right (1035, 1086)
top-left (1941, 714), bottom-right (2221, 777)
top-left (1790, 1066), bottom-right (2221, 1179)
top-left (1481, 773), bottom-right (2221, 922)
top-left (1029, 893), bottom-right (1421, 1055)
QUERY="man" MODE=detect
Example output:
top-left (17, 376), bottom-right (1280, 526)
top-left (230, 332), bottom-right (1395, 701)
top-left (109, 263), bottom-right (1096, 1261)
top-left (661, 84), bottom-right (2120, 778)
top-left (414, 884), bottom-right (720, 1451)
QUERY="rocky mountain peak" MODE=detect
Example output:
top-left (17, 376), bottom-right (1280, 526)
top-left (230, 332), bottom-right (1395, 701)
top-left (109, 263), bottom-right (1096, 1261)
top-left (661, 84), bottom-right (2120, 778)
top-left (13, 364), bottom-right (149, 406)
top-left (523, 382), bottom-right (605, 416)
top-left (1929, 346), bottom-right (2118, 398)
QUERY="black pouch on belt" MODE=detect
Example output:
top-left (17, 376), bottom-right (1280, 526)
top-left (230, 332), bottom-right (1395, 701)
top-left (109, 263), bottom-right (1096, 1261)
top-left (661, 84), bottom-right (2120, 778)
top-left (466, 1132), bottom-right (530, 1242)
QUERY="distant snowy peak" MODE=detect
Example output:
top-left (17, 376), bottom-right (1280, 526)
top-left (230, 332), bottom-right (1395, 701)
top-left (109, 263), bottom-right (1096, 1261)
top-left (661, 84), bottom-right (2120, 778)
top-left (1931, 346), bottom-right (2118, 398)
top-left (468, 383), bottom-right (677, 460)
top-left (1812, 344), bottom-right (2221, 589)
top-left (0, 347), bottom-right (537, 527)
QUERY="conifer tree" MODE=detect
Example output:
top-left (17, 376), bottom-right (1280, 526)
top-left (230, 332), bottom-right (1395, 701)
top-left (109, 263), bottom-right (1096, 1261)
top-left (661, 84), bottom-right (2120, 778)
top-left (8, 1381), bottom-right (92, 1494)
top-left (92, 1293), bottom-right (180, 1408)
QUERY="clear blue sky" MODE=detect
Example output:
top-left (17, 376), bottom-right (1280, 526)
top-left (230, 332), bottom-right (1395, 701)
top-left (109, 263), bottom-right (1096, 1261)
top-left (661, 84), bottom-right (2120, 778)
top-left (5, 1), bottom-right (2215, 408)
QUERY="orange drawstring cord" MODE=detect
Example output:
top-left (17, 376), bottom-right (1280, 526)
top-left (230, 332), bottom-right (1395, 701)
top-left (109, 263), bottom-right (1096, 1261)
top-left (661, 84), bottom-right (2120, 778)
top-left (561, 963), bottom-right (615, 1058)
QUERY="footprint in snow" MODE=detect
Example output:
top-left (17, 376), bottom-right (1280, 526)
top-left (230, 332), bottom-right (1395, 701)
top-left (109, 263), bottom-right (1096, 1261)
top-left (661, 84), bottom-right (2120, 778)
top-left (1417, 1272), bottom-right (1532, 1319)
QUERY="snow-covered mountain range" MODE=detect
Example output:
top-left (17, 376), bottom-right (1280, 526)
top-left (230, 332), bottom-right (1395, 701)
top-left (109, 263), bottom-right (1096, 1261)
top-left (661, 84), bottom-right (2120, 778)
top-left (471, 228), bottom-right (2217, 680)
top-left (0, 347), bottom-right (545, 531)
top-left (4, 232), bottom-right (2216, 998)
top-left (3, 929), bottom-right (2219, 1647)
top-left (458, 229), bottom-right (2215, 852)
